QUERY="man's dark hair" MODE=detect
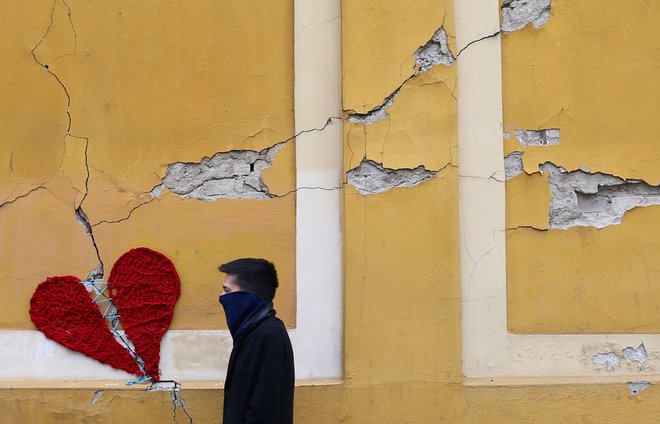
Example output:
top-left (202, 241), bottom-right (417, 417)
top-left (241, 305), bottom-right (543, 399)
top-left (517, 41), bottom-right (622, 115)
top-left (218, 258), bottom-right (279, 301)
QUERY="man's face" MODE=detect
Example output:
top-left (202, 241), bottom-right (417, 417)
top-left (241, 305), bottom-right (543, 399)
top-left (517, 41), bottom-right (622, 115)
top-left (221, 274), bottom-right (242, 296)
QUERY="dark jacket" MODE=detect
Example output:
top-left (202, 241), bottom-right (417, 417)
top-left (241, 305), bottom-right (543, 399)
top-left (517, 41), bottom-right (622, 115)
top-left (223, 303), bottom-right (294, 424)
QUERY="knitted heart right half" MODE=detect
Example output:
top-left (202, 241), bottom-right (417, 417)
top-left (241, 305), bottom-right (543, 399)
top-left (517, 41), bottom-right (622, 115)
top-left (108, 247), bottom-right (181, 381)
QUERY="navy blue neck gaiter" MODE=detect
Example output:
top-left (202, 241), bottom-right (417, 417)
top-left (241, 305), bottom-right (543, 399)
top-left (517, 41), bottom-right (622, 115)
top-left (219, 291), bottom-right (269, 340)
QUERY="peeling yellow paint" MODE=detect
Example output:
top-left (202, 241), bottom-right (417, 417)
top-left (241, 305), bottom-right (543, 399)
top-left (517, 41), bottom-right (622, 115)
top-left (502, 1), bottom-right (660, 182)
top-left (5, 0), bottom-right (660, 422)
top-left (342, 0), bottom-right (454, 112)
top-left (0, 0), bottom-right (297, 332)
top-left (347, 68), bottom-right (456, 171)
top-left (504, 1), bottom-right (660, 333)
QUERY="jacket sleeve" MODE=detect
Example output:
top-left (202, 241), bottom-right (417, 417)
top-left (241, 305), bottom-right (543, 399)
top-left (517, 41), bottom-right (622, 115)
top-left (244, 330), bottom-right (287, 423)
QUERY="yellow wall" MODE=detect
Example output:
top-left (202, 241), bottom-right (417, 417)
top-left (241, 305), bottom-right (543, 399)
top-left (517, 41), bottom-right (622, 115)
top-left (3, 0), bottom-right (660, 422)
top-left (0, 0), bottom-right (296, 330)
top-left (504, 0), bottom-right (660, 333)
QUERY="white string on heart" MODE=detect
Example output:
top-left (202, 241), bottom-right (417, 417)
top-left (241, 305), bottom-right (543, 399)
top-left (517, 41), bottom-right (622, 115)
top-left (81, 280), bottom-right (152, 385)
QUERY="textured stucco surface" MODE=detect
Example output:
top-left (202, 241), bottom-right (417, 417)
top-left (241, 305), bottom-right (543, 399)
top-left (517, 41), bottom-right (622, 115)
top-left (0, 0), bottom-right (297, 330)
top-left (503, 0), bottom-right (660, 332)
top-left (4, 0), bottom-right (660, 422)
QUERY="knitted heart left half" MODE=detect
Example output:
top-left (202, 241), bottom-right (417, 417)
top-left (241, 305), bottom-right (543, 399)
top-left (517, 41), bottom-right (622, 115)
top-left (30, 275), bottom-right (141, 376)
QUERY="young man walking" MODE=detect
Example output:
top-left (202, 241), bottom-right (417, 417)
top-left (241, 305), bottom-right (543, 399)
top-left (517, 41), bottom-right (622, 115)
top-left (218, 258), bottom-right (294, 424)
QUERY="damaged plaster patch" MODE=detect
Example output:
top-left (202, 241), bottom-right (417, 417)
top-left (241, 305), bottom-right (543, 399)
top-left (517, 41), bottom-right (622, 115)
top-left (623, 343), bottom-right (648, 370)
top-left (414, 27), bottom-right (455, 72)
top-left (346, 159), bottom-right (436, 195)
top-left (627, 381), bottom-right (651, 395)
top-left (504, 151), bottom-right (524, 180)
top-left (347, 91), bottom-right (397, 125)
top-left (148, 381), bottom-right (194, 423)
top-left (501, 0), bottom-right (551, 33)
top-left (91, 390), bottom-right (103, 405)
top-left (161, 144), bottom-right (284, 201)
top-left (515, 128), bottom-right (560, 146)
top-left (592, 352), bottom-right (621, 372)
top-left (347, 25), bottom-right (457, 125)
top-left (540, 162), bottom-right (660, 229)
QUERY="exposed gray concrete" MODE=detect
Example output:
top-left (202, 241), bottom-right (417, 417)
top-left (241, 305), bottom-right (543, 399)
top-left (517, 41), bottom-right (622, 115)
top-left (627, 381), bottom-right (651, 395)
top-left (346, 159), bottom-right (436, 195)
top-left (540, 162), bottom-right (660, 229)
top-left (504, 151), bottom-right (524, 180)
top-left (347, 93), bottom-right (397, 125)
top-left (414, 27), bottom-right (455, 72)
top-left (623, 343), bottom-right (648, 370)
top-left (592, 352), bottom-right (620, 372)
top-left (515, 128), bottom-right (560, 146)
top-left (91, 390), bottom-right (103, 405)
top-left (161, 144), bottom-right (284, 201)
top-left (501, 0), bottom-right (551, 33)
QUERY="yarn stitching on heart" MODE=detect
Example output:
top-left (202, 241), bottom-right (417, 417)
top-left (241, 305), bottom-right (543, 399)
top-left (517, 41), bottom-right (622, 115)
top-left (29, 275), bottom-right (142, 376)
top-left (81, 280), bottom-right (152, 384)
top-left (29, 247), bottom-right (181, 382)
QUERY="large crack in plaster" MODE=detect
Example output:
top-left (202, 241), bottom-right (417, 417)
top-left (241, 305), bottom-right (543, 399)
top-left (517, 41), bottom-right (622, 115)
top-left (346, 24), bottom-right (458, 125)
top-left (31, 0), bottom-right (104, 279)
top-left (501, 0), bottom-right (551, 33)
top-left (346, 159), bottom-right (437, 195)
top-left (540, 162), bottom-right (660, 229)
top-left (147, 381), bottom-right (194, 424)
top-left (344, 26), bottom-right (500, 196)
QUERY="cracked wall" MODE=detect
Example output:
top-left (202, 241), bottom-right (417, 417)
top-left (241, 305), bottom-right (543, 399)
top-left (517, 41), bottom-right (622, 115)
top-left (0, 0), bottom-right (297, 331)
top-left (160, 144), bottom-right (286, 201)
top-left (503, 0), bottom-right (660, 333)
top-left (341, 0), bottom-right (462, 414)
top-left (6, 0), bottom-right (660, 423)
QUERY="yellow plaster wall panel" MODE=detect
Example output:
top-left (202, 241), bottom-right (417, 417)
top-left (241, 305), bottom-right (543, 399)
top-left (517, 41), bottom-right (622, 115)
top-left (508, 206), bottom-right (660, 333)
top-left (297, 383), bottom-right (466, 423)
top-left (355, 68), bottom-right (457, 171)
top-left (31, 0), bottom-right (76, 65)
top-left (6, 382), bottom-right (660, 423)
top-left (0, 190), bottom-right (99, 328)
top-left (343, 172), bottom-right (462, 386)
top-left (92, 192), bottom-right (296, 330)
top-left (0, 3), bottom-right (68, 201)
top-left (0, 388), bottom-right (222, 424)
top-left (344, 122), bottom-right (367, 171)
top-left (38, 0), bottom-right (295, 224)
top-left (464, 383), bottom-right (660, 424)
top-left (342, 0), bottom-right (454, 112)
top-left (261, 142), bottom-right (296, 197)
top-left (1, 1), bottom-right (297, 333)
top-left (504, 1), bottom-right (660, 334)
top-left (505, 171), bottom-right (550, 230)
top-left (502, 1), bottom-right (660, 182)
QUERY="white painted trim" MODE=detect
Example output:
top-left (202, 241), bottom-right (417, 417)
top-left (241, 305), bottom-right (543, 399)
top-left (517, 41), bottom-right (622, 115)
top-left (456, 0), bottom-right (660, 380)
top-left (0, 0), bottom-right (343, 383)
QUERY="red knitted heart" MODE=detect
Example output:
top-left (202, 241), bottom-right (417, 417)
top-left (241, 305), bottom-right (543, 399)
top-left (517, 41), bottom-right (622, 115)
top-left (29, 275), bottom-right (141, 376)
top-left (108, 247), bottom-right (181, 381)
top-left (29, 247), bottom-right (181, 381)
